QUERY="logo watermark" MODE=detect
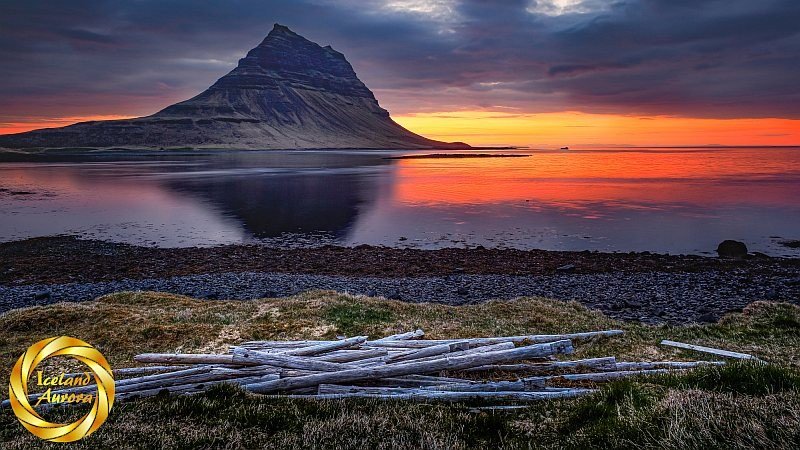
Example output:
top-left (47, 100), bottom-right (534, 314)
top-left (8, 336), bottom-right (115, 442)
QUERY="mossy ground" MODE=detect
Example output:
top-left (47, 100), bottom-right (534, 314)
top-left (0, 292), bottom-right (798, 449)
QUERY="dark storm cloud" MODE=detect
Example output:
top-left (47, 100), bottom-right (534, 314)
top-left (1, 0), bottom-right (799, 121)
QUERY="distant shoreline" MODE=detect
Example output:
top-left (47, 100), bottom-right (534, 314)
top-left (385, 153), bottom-right (529, 159)
top-left (0, 146), bottom-right (524, 162)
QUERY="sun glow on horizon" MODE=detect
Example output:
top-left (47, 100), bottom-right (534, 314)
top-left (0, 115), bottom-right (136, 135)
top-left (393, 111), bottom-right (800, 148)
top-left (2, 111), bottom-right (799, 148)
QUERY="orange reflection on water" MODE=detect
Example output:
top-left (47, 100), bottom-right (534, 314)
top-left (392, 148), bottom-right (800, 208)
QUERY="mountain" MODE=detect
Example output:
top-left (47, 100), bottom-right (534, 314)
top-left (0, 24), bottom-right (469, 150)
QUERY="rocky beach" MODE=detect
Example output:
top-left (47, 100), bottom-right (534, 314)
top-left (2, 236), bottom-right (797, 324)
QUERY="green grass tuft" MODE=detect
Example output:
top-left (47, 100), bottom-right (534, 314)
top-left (651, 361), bottom-right (800, 395)
top-left (323, 303), bottom-right (395, 336)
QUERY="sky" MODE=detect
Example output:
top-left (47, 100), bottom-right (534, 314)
top-left (1, 0), bottom-right (799, 146)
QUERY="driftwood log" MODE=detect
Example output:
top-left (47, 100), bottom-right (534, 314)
top-left (6, 328), bottom-right (747, 408)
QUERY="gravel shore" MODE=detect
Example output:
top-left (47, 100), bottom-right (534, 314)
top-left (3, 269), bottom-right (798, 324)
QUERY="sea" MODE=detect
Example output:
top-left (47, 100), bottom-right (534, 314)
top-left (1, 146), bottom-right (798, 256)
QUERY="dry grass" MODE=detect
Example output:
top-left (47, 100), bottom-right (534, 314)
top-left (0, 291), bottom-right (799, 449)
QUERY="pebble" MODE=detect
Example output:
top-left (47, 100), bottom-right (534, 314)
top-left (556, 264), bottom-right (576, 273)
top-left (2, 269), bottom-right (798, 325)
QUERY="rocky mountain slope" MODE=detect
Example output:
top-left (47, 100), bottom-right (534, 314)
top-left (0, 24), bottom-right (469, 150)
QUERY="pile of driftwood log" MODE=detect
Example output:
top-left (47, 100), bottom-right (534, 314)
top-left (8, 330), bottom-right (753, 407)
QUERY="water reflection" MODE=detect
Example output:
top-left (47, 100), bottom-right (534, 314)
top-left (0, 148), bottom-right (799, 255)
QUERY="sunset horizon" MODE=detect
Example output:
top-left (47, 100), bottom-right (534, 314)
top-left (3, 110), bottom-right (800, 148)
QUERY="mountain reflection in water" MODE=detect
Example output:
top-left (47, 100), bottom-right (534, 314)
top-left (0, 147), bottom-right (799, 256)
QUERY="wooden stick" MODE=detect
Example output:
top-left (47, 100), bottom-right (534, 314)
top-left (318, 377), bottom-right (547, 394)
top-left (377, 377), bottom-right (467, 388)
top-left (282, 336), bottom-right (368, 356)
top-left (374, 330), bottom-right (424, 342)
top-left (387, 341), bottom-right (470, 363)
top-left (355, 342), bottom-right (517, 367)
top-left (614, 361), bottom-right (725, 370)
top-left (279, 389), bottom-right (596, 401)
top-left (134, 353), bottom-right (239, 365)
top-left (408, 342), bottom-right (517, 366)
top-left (461, 357), bottom-right (617, 373)
top-left (468, 405), bottom-right (530, 412)
top-left (315, 348), bottom-right (388, 363)
top-left (540, 369), bottom-right (675, 383)
top-left (659, 340), bottom-right (761, 361)
top-left (242, 330), bottom-right (620, 350)
top-left (230, 347), bottom-right (356, 372)
top-left (244, 339), bottom-right (573, 394)
top-left (366, 330), bottom-right (623, 348)
top-left (116, 374), bottom-right (280, 402)
top-left (63, 365), bottom-right (194, 379)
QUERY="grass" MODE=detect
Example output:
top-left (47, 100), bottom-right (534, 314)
top-left (0, 291), bottom-right (799, 449)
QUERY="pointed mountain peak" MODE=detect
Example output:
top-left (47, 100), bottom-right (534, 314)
top-left (0, 24), bottom-right (471, 150)
top-left (269, 23), bottom-right (295, 36)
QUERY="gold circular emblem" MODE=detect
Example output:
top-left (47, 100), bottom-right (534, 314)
top-left (8, 336), bottom-right (115, 442)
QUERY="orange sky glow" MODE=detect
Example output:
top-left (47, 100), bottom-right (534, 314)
top-left (2, 111), bottom-right (799, 147)
top-left (393, 111), bottom-right (800, 148)
top-left (0, 115), bottom-right (135, 135)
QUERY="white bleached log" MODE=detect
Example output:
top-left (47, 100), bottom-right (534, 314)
top-left (660, 340), bottom-right (761, 361)
top-left (315, 348), bottom-right (388, 363)
top-left (318, 378), bottom-right (546, 394)
top-left (281, 389), bottom-right (596, 402)
top-left (540, 369), bottom-right (675, 383)
top-left (387, 341), bottom-right (470, 363)
top-left (230, 347), bottom-right (355, 372)
top-left (241, 330), bottom-right (620, 350)
top-left (366, 330), bottom-right (623, 349)
top-left (62, 365), bottom-right (197, 379)
top-left (134, 353), bottom-right (240, 365)
top-left (423, 379), bottom-right (546, 392)
top-left (462, 357), bottom-right (617, 373)
top-left (377, 377), bottom-right (467, 388)
top-left (237, 340), bottom-right (330, 350)
top-left (374, 330), bottom-right (424, 341)
top-left (282, 336), bottom-right (368, 356)
top-left (116, 374), bottom-right (280, 402)
top-left (244, 339), bottom-right (573, 394)
top-left (468, 405), bottom-right (530, 412)
top-left (408, 342), bottom-right (517, 366)
top-left (354, 342), bottom-right (515, 367)
top-left (614, 360), bottom-right (725, 370)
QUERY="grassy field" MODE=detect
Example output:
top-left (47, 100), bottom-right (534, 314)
top-left (0, 291), bottom-right (799, 449)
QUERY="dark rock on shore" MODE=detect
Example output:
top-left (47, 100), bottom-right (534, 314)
top-left (781, 240), bottom-right (800, 249)
top-left (717, 240), bottom-right (748, 258)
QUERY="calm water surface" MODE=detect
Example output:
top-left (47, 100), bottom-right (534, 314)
top-left (1, 147), bottom-right (799, 256)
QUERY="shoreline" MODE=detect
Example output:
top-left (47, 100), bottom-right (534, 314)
top-left (3, 236), bottom-right (798, 285)
top-left (1, 236), bottom-right (798, 323)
